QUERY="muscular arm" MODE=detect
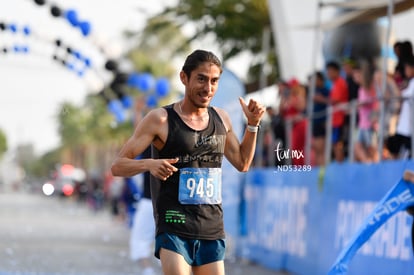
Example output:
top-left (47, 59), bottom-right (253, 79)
top-left (216, 98), bottom-right (265, 172)
top-left (224, 122), bottom-right (259, 172)
top-left (111, 108), bottom-right (178, 180)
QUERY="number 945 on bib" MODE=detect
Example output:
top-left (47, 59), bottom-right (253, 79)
top-left (178, 168), bottom-right (222, 205)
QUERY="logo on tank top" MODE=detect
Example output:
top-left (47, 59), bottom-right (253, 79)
top-left (193, 133), bottom-right (225, 153)
top-left (175, 134), bottom-right (225, 164)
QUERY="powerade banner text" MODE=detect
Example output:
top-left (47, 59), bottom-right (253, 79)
top-left (238, 160), bottom-right (414, 275)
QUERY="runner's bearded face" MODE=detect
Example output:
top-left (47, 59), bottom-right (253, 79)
top-left (182, 62), bottom-right (221, 108)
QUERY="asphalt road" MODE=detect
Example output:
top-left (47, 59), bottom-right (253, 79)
top-left (0, 189), bottom-right (287, 275)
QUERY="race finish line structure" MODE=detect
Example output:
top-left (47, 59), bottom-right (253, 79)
top-left (329, 170), bottom-right (414, 275)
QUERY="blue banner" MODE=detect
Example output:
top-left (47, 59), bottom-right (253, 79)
top-left (328, 169), bottom-right (414, 274)
top-left (243, 168), bottom-right (322, 273)
top-left (236, 160), bottom-right (414, 275)
top-left (319, 161), bottom-right (414, 275)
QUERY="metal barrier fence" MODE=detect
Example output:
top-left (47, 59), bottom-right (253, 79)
top-left (263, 95), bottom-right (414, 166)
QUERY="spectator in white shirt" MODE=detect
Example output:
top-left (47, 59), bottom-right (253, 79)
top-left (386, 57), bottom-right (414, 159)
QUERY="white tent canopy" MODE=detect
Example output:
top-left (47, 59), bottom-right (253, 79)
top-left (302, 0), bottom-right (414, 30)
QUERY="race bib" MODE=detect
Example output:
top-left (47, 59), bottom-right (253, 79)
top-left (178, 168), bottom-right (222, 205)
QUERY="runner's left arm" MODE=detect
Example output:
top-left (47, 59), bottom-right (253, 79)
top-left (219, 97), bottom-right (265, 172)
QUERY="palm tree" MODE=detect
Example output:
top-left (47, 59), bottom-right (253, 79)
top-left (0, 128), bottom-right (7, 159)
top-left (139, 0), bottom-right (278, 87)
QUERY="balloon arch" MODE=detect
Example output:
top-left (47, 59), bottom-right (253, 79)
top-left (0, 0), bottom-right (171, 123)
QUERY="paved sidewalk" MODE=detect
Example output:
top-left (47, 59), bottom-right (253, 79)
top-left (0, 191), bottom-right (286, 275)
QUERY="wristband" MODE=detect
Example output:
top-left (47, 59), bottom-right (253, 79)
top-left (247, 125), bottom-right (259, 133)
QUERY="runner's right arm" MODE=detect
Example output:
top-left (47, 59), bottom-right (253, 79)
top-left (111, 108), bottom-right (178, 180)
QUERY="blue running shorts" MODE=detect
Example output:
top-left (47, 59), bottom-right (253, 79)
top-left (155, 233), bottom-right (226, 266)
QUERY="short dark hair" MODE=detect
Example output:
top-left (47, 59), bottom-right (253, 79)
top-left (405, 56), bottom-right (414, 67)
top-left (308, 71), bottom-right (325, 82)
top-left (394, 41), bottom-right (403, 49)
top-left (402, 40), bottom-right (413, 58)
top-left (326, 61), bottom-right (341, 71)
top-left (182, 50), bottom-right (222, 78)
top-left (315, 71), bottom-right (325, 81)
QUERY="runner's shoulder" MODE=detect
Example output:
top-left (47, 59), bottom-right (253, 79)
top-left (145, 107), bottom-right (169, 125)
top-left (212, 106), bottom-right (231, 132)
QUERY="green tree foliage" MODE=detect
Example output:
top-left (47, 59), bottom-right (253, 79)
top-left (145, 0), bottom-right (278, 84)
top-left (125, 15), bottom-right (189, 88)
top-left (57, 96), bottom-right (132, 147)
top-left (57, 102), bottom-right (90, 147)
top-left (27, 95), bottom-right (134, 178)
top-left (128, 15), bottom-right (190, 72)
top-left (56, 96), bottom-right (133, 172)
top-left (52, 34), bottom-right (182, 174)
top-left (0, 128), bottom-right (7, 158)
top-left (27, 148), bottom-right (61, 178)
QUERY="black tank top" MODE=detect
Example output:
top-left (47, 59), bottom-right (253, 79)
top-left (141, 146), bottom-right (151, 199)
top-left (155, 104), bottom-right (227, 240)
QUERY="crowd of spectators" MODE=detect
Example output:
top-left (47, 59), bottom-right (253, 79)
top-left (259, 40), bottom-right (414, 167)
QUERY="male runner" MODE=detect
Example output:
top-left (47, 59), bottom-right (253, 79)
top-left (111, 49), bottom-right (265, 275)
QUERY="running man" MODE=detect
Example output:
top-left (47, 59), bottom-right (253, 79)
top-left (111, 49), bottom-right (265, 275)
